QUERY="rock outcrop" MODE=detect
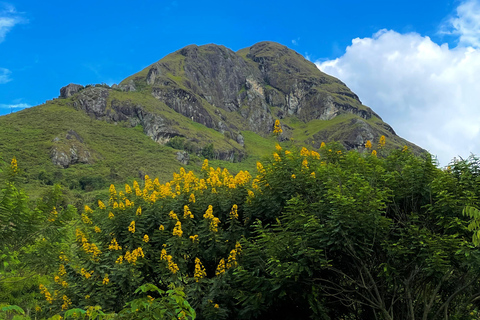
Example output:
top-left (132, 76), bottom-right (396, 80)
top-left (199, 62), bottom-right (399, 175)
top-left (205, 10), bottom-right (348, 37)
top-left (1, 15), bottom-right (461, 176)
top-left (60, 84), bottom-right (84, 98)
top-left (50, 130), bottom-right (93, 168)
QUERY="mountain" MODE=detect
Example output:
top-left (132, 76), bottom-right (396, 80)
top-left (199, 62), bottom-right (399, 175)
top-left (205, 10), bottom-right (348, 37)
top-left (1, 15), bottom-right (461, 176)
top-left (0, 41), bottom-right (421, 198)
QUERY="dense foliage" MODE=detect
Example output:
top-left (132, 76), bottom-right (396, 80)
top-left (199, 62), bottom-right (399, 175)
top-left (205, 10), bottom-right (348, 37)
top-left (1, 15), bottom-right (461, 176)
top-left (3, 139), bottom-right (480, 319)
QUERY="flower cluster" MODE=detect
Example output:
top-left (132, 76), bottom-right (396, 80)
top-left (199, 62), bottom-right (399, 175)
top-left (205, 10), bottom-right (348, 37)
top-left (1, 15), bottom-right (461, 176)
top-left (216, 258), bottom-right (225, 276)
top-left (98, 200), bottom-right (106, 210)
top-left (173, 221), bottom-right (183, 237)
top-left (124, 247), bottom-right (144, 264)
top-left (61, 295), bottom-right (72, 310)
top-left (76, 229), bottom-right (101, 259)
top-left (183, 205), bottom-right (193, 219)
top-left (194, 257), bottom-right (207, 282)
top-left (80, 268), bottom-right (93, 279)
top-left (10, 157), bottom-right (17, 174)
top-left (230, 204), bottom-right (238, 220)
top-left (273, 119), bottom-right (283, 135)
top-left (226, 242), bottom-right (242, 269)
top-left (203, 205), bottom-right (220, 232)
top-left (128, 220), bottom-right (135, 233)
top-left (108, 238), bottom-right (122, 250)
top-left (39, 284), bottom-right (53, 303)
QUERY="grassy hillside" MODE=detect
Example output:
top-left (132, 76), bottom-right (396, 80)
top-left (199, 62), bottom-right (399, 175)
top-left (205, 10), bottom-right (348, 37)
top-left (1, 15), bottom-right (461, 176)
top-left (0, 99), bottom-right (279, 205)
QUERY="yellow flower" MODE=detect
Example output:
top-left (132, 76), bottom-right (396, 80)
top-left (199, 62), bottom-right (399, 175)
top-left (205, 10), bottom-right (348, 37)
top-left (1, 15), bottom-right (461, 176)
top-left (230, 204), bottom-right (238, 219)
top-left (320, 142), bottom-right (326, 148)
top-left (302, 159), bottom-right (309, 169)
top-left (62, 295), bottom-right (72, 310)
top-left (275, 143), bottom-right (282, 152)
top-left (184, 205), bottom-right (193, 219)
top-left (256, 162), bottom-right (265, 174)
top-left (214, 304), bottom-right (219, 309)
top-left (365, 140), bottom-right (372, 149)
top-left (10, 157), bottom-right (17, 174)
top-left (159, 224), bottom-right (165, 231)
top-left (273, 152), bottom-right (281, 162)
top-left (216, 258), bottom-right (225, 276)
top-left (372, 150), bottom-right (377, 157)
top-left (226, 249), bottom-right (237, 269)
top-left (202, 159), bottom-right (209, 171)
top-left (300, 147), bottom-right (310, 157)
top-left (189, 234), bottom-right (199, 242)
top-left (98, 200), bottom-right (106, 210)
top-left (108, 211), bottom-right (114, 219)
top-left (58, 264), bottom-right (66, 276)
top-left (169, 210), bottom-right (178, 220)
top-left (173, 221), bottom-right (183, 237)
top-left (273, 119), bottom-right (283, 135)
top-left (108, 238), bottom-right (122, 250)
top-left (103, 274), bottom-right (109, 285)
top-left (379, 135), bottom-right (386, 148)
top-left (189, 193), bottom-right (196, 203)
top-left (124, 247), bottom-right (144, 264)
top-left (128, 221), bottom-right (135, 233)
top-left (160, 249), bottom-right (167, 260)
top-left (291, 174), bottom-right (296, 179)
top-left (194, 257), bottom-right (207, 282)
top-left (402, 145), bottom-right (408, 152)
top-left (85, 295), bottom-right (90, 300)
top-left (94, 226), bottom-right (101, 233)
top-left (167, 255), bottom-right (179, 274)
top-left (109, 184), bottom-right (117, 196)
top-left (203, 205), bottom-right (214, 219)
top-left (136, 206), bottom-right (142, 216)
top-left (143, 234), bottom-right (149, 243)
top-left (81, 214), bottom-right (92, 224)
top-left (115, 255), bottom-right (123, 264)
top-left (125, 184), bottom-right (132, 194)
top-left (311, 172), bottom-right (316, 178)
top-left (84, 205), bottom-right (93, 214)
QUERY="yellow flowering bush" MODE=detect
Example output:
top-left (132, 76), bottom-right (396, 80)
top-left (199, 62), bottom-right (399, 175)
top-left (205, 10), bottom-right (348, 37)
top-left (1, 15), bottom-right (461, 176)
top-left (45, 162), bottom-right (251, 317)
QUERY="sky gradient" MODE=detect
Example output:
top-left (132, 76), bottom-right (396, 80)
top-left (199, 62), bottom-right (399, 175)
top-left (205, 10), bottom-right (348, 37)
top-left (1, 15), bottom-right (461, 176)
top-left (0, 0), bottom-right (478, 165)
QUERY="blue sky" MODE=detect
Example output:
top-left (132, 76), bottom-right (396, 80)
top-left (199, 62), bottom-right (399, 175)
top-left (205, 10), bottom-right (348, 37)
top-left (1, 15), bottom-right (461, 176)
top-left (0, 0), bottom-right (479, 165)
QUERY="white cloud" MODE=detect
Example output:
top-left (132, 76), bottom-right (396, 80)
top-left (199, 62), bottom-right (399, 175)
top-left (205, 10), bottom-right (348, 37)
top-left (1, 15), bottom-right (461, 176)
top-left (443, 0), bottom-right (480, 47)
top-left (316, 1), bottom-right (480, 166)
top-left (0, 103), bottom-right (31, 111)
top-left (0, 67), bottom-right (11, 83)
top-left (0, 4), bottom-right (25, 43)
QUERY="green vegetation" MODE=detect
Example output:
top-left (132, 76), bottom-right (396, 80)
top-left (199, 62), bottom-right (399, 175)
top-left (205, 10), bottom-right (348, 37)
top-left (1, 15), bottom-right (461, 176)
top-left (3, 140), bottom-right (480, 319)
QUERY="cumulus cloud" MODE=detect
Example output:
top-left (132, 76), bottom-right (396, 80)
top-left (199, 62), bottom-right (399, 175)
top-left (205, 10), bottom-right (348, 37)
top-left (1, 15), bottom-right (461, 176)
top-left (443, 0), bottom-right (480, 47)
top-left (316, 1), bottom-right (480, 166)
top-left (0, 4), bottom-right (25, 43)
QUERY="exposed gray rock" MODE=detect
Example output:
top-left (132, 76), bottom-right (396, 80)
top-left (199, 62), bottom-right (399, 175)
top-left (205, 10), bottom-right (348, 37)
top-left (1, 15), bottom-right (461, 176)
top-left (176, 151), bottom-right (189, 165)
top-left (60, 84), bottom-right (84, 98)
top-left (50, 130), bottom-right (93, 168)
top-left (236, 133), bottom-right (244, 147)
